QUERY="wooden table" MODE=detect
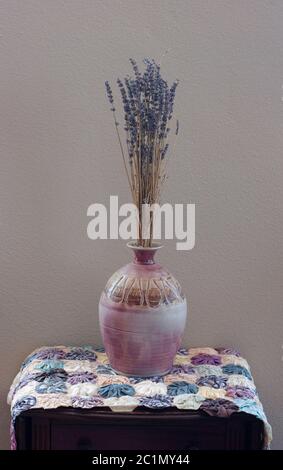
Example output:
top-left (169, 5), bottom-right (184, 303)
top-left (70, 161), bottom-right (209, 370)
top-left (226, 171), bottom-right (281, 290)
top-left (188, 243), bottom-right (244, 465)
top-left (16, 407), bottom-right (264, 450)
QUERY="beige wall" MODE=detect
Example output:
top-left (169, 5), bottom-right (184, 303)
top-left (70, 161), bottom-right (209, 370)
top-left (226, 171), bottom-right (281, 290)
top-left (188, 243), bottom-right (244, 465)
top-left (1, 0), bottom-right (283, 449)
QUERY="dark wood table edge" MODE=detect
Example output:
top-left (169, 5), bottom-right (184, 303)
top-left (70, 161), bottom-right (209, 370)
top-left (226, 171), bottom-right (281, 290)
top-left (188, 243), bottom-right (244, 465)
top-left (15, 407), bottom-right (265, 450)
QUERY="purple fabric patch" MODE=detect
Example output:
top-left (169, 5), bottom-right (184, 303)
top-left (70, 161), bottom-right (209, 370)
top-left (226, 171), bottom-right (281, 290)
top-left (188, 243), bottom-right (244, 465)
top-left (216, 347), bottom-right (241, 357)
top-left (226, 386), bottom-right (256, 399)
top-left (35, 348), bottom-right (66, 360)
top-left (65, 348), bottom-right (97, 361)
top-left (170, 364), bottom-right (195, 374)
top-left (191, 353), bottom-right (222, 366)
top-left (139, 395), bottom-right (173, 409)
top-left (71, 396), bottom-right (103, 408)
top-left (67, 372), bottom-right (96, 385)
top-left (200, 399), bottom-right (239, 417)
top-left (196, 375), bottom-right (227, 389)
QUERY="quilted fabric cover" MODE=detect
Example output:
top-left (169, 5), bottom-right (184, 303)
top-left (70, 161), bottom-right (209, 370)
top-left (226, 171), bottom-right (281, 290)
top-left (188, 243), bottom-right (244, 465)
top-left (7, 345), bottom-right (272, 449)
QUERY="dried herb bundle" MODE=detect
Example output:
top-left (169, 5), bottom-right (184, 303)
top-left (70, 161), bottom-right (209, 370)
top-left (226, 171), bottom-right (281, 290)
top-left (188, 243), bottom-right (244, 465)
top-left (105, 58), bottom-right (179, 246)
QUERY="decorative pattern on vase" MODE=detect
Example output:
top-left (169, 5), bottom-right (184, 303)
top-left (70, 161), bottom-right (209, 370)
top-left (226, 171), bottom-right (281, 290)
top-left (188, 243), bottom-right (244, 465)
top-left (104, 271), bottom-right (185, 308)
top-left (99, 243), bottom-right (187, 377)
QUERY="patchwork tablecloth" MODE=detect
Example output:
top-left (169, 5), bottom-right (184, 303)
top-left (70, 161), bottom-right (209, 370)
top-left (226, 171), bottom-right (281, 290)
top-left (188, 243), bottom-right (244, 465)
top-left (8, 345), bottom-right (272, 449)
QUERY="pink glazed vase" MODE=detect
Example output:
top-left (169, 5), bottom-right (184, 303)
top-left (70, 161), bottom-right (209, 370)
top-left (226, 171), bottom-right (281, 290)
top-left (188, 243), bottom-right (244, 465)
top-left (99, 243), bottom-right (187, 376)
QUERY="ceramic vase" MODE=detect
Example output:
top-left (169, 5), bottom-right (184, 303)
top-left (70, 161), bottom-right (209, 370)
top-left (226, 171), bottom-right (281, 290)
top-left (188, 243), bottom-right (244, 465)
top-left (99, 242), bottom-right (187, 376)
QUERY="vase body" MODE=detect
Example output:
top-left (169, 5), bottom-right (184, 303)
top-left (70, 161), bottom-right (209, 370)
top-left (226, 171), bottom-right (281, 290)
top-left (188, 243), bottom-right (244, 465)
top-left (99, 243), bottom-right (187, 376)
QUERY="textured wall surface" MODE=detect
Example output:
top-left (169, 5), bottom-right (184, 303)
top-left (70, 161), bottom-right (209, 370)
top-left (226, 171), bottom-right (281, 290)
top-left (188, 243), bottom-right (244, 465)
top-left (0, 0), bottom-right (283, 449)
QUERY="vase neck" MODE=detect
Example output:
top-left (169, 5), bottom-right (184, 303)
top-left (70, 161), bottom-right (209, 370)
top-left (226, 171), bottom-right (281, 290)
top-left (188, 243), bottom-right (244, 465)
top-left (127, 243), bottom-right (163, 265)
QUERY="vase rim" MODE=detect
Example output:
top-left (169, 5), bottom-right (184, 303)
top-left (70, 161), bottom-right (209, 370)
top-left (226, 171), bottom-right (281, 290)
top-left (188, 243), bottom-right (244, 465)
top-left (126, 241), bottom-right (163, 251)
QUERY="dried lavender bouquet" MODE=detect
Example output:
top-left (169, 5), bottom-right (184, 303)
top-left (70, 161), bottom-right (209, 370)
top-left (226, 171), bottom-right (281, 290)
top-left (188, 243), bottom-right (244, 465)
top-left (105, 58), bottom-right (179, 247)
